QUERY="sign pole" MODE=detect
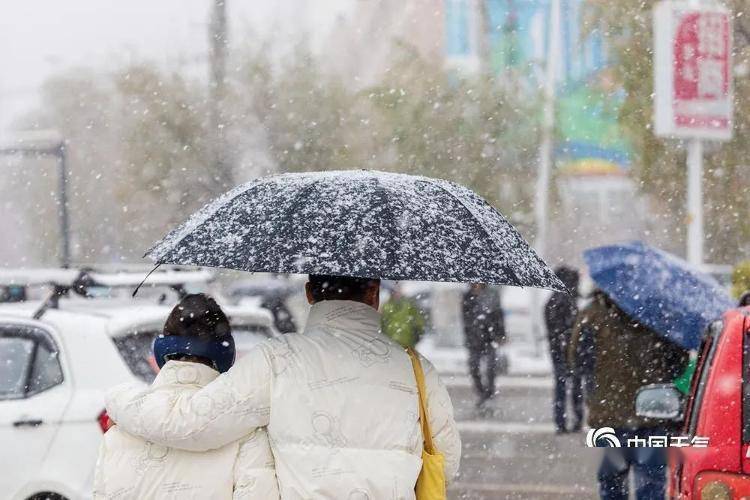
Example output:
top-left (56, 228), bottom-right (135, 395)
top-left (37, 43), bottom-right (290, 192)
top-left (686, 138), bottom-right (704, 265)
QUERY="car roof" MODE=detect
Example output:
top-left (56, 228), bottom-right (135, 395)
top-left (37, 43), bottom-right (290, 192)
top-left (0, 296), bottom-right (276, 336)
top-left (0, 298), bottom-right (170, 337)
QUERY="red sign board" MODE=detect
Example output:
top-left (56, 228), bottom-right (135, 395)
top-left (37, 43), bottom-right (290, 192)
top-left (654, 2), bottom-right (733, 140)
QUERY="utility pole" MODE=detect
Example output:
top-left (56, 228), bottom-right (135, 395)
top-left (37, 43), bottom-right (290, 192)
top-left (57, 143), bottom-right (71, 267)
top-left (208, 0), bottom-right (232, 193)
top-left (530, 0), bottom-right (561, 354)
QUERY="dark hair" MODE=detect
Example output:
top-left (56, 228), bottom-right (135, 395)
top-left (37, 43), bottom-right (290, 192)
top-left (163, 293), bottom-right (230, 340)
top-left (307, 274), bottom-right (380, 303)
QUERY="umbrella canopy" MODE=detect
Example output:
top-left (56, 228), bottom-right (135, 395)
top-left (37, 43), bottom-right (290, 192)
top-left (147, 170), bottom-right (564, 291)
top-left (584, 241), bottom-right (733, 350)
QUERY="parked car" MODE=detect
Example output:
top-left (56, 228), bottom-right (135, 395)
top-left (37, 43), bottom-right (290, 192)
top-left (636, 306), bottom-right (750, 499)
top-left (227, 278), bottom-right (299, 333)
top-left (0, 300), bottom-right (168, 500)
top-left (0, 270), bottom-right (278, 500)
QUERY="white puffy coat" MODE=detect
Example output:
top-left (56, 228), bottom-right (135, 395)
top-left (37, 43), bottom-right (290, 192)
top-left (95, 361), bottom-right (279, 499)
top-left (106, 300), bottom-right (461, 499)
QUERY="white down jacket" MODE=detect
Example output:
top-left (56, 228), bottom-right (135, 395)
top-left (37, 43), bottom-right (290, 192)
top-left (95, 361), bottom-right (279, 499)
top-left (106, 300), bottom-right (461, 499)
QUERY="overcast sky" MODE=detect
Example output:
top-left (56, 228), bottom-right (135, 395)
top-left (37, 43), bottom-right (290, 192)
top-left (0, 0), bottom-right (351, 132)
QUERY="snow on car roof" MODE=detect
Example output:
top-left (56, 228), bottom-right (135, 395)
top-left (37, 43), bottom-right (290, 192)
top-left (0, 295), bottom-right (275, 336)
top-left (0, 267), bottom-right (213, 289)
top-left (0, 298), bottom-right (169, 335)
top-left (221, 303), bottom-right (274, 328)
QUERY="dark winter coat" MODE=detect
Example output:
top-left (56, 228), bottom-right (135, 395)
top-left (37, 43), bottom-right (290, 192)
top-left (544, 291), bottom-right (578, 369)
top-left (461, 287), bottom-right (505, 352)
top-left (568, 294), bottom-right (688, 429)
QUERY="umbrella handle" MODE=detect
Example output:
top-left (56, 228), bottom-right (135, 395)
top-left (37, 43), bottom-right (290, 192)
top-left (132, 262), bottom-right (163, 297)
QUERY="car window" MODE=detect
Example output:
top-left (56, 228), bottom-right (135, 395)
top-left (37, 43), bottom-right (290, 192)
top-left (112, 331), bottom-right (158, 383)
top-left (28, 341), bottom-right (63, 395)
top-left (688, 321), bottom-right (722, 437)
top-left (0, 325), bottom-right (63, 399)
top-left (0, 337), bottom-right (34, 399)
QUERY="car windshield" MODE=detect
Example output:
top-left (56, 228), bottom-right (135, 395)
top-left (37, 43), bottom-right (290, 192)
top-left (0, 337), bottom-right (34, 398)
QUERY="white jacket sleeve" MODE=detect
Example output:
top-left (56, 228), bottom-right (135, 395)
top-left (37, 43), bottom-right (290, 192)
top-left (92, 438), bottom-right (107, 499)
top-left (232, 429), bottom-right (280, 499)
top-left (105, 344), bottom-right (273, 452)
top-left (422, 356), bottom-right (462, 482)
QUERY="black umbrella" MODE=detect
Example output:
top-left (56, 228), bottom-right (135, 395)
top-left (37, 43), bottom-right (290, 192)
top-left (146, 170), bottom-right (564, 291)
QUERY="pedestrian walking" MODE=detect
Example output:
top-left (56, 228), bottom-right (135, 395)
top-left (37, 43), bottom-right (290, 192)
top-left (544, 266), bottom-right (582, 433)
top-left (106, 276), bottom-right (462, 499)
top-left (95, 294), bottom-right (279, 499)
top-left (381, 282), bottom-right (426, 348)
top-left (462, 283), bottom-right (506, 406)
top-left (569, 290), bottom-right (688, 500)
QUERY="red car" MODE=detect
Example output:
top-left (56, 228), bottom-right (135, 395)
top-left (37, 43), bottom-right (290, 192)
top-left (638, 306), bottom-right (750, 499)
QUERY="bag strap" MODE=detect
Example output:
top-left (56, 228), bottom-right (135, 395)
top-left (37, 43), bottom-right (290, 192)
top-left (406, 347), bottom-right (436, 454)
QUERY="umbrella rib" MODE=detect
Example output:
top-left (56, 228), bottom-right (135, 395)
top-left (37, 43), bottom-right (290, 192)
top-left (281, 178), bottom-right (322, 271)
top-left (427, 180), bottom-right (521, 284)
top-left (375, 176), bottom-right (399, 277)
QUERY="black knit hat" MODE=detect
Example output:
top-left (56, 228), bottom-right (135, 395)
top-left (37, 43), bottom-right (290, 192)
top-left (163, 293), bottom-right (230, 339)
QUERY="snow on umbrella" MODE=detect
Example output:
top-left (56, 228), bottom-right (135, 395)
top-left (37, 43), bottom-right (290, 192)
top-left (146, 170), bottom-right (565, 291)
top-left (584, 241), bottom-right (733, 350)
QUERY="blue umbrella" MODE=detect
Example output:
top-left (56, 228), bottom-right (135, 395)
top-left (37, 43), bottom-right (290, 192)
top-left (583, 241), bottom-right (733, 350)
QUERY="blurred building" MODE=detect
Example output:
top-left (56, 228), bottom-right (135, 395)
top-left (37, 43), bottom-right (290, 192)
top-left (444, 0), bottom-right (623, 164)
top-left (445, 1), bottom-right (606, 79)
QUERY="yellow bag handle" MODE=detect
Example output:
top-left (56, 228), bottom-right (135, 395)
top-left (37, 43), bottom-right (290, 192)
top-left (406, 348), bottom-right (447, 499)
top-left (407, 347), bottom-right (435, 454)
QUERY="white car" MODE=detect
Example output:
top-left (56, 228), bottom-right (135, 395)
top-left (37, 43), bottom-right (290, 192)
top-left (0, 293), bottom-right (278, 500)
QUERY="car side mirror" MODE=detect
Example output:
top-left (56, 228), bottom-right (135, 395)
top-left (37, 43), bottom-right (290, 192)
top-left (635, 383), bottom-right (683, 421)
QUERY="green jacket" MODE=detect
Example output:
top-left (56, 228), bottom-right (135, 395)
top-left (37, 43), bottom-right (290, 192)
top-left (569, 294), bottom-right (688, 429)
top-left (381, 296), bottom-right (425, 348)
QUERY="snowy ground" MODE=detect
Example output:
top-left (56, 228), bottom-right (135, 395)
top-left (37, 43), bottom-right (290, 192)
top-left (419, 338), bottom-right (600, 499)
top-left (417, 335), bottom-right (554, 376)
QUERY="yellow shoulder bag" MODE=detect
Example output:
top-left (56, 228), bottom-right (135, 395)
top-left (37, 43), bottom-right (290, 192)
top-left (407, 348), bottom-right (447, 500)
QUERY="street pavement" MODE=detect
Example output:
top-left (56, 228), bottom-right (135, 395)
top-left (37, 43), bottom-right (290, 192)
top-left (443, 374), bottom-right (601, 500)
